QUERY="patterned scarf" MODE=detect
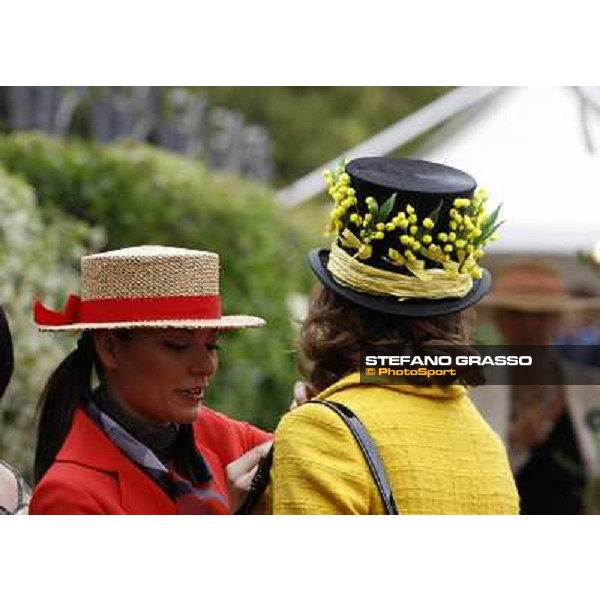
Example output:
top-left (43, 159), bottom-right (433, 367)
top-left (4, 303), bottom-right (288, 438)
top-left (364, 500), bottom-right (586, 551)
top-left (85, 396), bottom-right (230, 514)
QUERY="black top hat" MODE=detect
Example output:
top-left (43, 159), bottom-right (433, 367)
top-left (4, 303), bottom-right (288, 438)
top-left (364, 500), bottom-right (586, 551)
top-left (309, 157), bottom-right (502, 317)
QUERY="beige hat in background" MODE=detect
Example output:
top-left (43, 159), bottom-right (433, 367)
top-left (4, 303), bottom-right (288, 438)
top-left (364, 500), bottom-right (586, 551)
top-left (34, 245), bottom-right (266, 331)
top-left (481, 262), bottom-right (600, 313)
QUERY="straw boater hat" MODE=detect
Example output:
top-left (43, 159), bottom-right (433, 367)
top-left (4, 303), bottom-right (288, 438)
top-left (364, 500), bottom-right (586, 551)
top-left (309, 157), bottom-right (502, 317)
top-left (481, 262), bottom-right (600, 313)
top-left (34, 245), bottom-right (265, 331)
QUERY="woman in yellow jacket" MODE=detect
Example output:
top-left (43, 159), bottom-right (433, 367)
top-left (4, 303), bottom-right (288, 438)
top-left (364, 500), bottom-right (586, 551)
top-left (268, 157), bottom-right (519, 515)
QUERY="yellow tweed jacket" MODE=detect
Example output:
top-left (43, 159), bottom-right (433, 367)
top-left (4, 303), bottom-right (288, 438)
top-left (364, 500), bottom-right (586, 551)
top-left (268, 373), bottom-right (519, 514)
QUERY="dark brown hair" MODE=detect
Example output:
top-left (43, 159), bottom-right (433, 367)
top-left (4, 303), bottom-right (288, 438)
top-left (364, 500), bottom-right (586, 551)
top-left (300, 284), bottom-right (484, 392)
top-left (34, 329), bottom-right (134, 484)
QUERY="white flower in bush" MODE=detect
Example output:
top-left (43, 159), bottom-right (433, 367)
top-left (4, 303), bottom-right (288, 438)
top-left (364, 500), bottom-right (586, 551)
top-left (0, 167), bottom-right (104, 478)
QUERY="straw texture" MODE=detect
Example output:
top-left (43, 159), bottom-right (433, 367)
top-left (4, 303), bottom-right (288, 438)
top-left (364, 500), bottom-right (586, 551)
top-left (37, 245), bottom-right (265, 331)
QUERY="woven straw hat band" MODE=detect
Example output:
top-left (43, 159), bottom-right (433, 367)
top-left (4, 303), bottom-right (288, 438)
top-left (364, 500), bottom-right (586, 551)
top-left (81, 247), bottom-right (219, 300)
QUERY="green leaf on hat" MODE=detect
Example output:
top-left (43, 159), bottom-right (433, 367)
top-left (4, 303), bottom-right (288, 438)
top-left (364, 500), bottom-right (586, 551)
top-left (335, 157), bottom-right (346, 177)
top-left (367, 197), bottom-right (380, 219)
top-left (482, 219), bottom-right (505, 241)
top-left (425, 201), bottom-right (443, 228)
top-left (480, 203), bottom-right (502, 237)
top-left (378, 192), bottom-right (397, 222)
top-left (476, 203), bottom-right (504, 245)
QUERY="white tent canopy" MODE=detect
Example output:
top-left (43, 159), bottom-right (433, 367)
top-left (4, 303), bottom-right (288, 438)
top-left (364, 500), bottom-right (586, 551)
top-left (421, 87), bottom-right (600, 255)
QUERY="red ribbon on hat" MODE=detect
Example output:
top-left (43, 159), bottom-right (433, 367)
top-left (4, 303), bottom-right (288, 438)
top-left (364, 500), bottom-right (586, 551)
top-left (34, 294), bottom-right (222, 326)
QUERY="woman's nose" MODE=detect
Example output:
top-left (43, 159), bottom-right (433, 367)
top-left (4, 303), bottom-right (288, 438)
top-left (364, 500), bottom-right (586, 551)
top-left (189, 347), bottom-right (217, 377)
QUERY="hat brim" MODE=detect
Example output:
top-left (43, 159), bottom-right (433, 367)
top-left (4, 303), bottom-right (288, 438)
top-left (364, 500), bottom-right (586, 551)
top-left (308, 248), bottom-right (491, 317)
top-left (36, 315), bottom-right (266, 332)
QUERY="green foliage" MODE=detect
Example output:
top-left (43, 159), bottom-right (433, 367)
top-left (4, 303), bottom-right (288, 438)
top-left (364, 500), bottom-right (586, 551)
top-left (0, 166), bottom-right (103, 476)
top-left (0, 132), bottom-right (316, 444)
top-left (198, 87), bottom-right (452, 184)
top-left (476, 203), bottom-right (504, 246)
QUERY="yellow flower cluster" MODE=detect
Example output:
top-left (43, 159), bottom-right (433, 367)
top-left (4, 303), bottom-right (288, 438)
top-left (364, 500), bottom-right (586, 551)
top-left (324, 165), bottom-right (502, 280)
top-left (324, 164), bottom-right (357, 233)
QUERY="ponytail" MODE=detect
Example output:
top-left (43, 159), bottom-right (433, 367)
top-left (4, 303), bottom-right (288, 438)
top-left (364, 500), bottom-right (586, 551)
top-left (34, 332), bottom-right (96, 484)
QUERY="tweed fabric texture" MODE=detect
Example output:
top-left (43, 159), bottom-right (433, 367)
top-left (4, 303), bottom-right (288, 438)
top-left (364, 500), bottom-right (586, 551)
top-left (269, 373), bottom-right (519, 514)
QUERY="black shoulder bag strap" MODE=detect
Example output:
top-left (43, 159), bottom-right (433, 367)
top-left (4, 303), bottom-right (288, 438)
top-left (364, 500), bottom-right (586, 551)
top-left (236, 400), bottom-right (399, 515)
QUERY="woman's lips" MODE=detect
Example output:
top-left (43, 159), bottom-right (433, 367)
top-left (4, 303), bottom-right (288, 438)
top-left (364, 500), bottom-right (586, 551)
top-left (178, 387), bottom-right (204, 402)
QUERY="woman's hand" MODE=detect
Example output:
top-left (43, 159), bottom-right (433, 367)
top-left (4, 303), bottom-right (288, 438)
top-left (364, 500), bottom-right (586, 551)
top-left (226, 441), bottom-right (272, 513)
top-left (289, 381), bottom-right (317, 410)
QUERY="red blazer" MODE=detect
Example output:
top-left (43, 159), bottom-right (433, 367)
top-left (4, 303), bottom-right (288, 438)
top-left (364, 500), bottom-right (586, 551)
top-left (29, 407), bottom-right (271, 515)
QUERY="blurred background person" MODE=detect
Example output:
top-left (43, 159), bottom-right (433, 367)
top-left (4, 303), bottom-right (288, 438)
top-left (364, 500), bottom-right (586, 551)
top-left (0, 305), bottom-right (30, 515)
top-left (555, 284), bottom-right (600, 368)
top-left (473, 262), bottom-right (600, 514)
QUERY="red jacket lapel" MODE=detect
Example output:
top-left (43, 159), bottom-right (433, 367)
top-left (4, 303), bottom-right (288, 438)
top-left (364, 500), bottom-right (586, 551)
top-left (57, 410), bottom-right (176, 514)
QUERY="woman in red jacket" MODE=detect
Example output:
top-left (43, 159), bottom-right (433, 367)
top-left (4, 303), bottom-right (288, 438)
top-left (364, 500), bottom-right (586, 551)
top-left (29, 245), bottom-right (271, 515)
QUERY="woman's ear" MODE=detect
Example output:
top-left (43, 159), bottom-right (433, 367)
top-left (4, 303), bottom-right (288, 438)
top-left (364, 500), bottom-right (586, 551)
top-left (93, 331), bottom-right (120, 371)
